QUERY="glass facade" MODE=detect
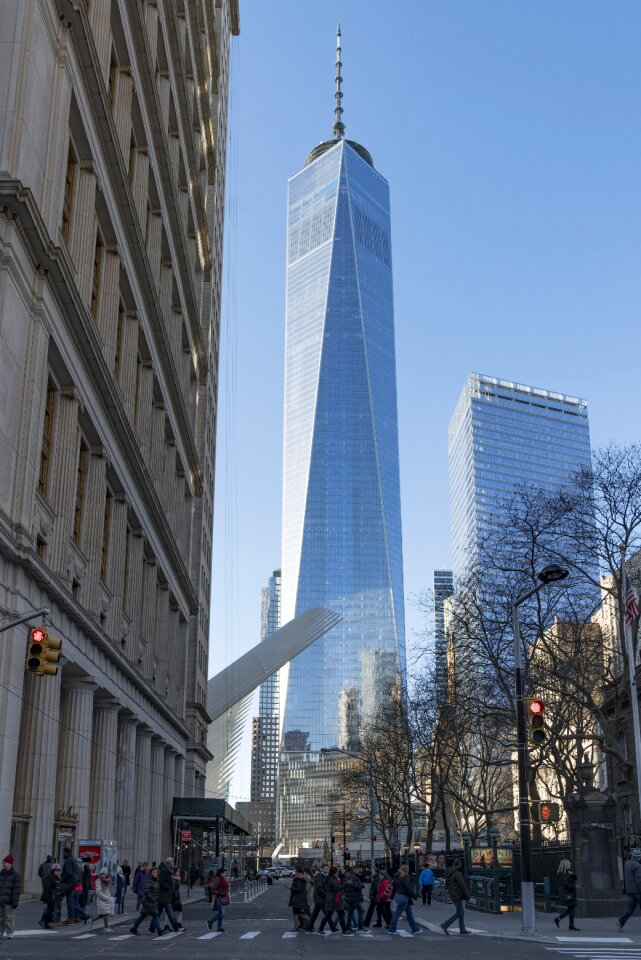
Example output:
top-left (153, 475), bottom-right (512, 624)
top-left (449, 373), bottom-right (592, 577)
top-left (279, 140), bottom-right (405, 851)
top-left (433, 569), bottom-right (454, 703)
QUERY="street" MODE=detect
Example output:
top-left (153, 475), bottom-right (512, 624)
top-left (5, 885), bottom-right (641, 960)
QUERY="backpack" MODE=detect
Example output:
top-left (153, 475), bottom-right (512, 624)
top-left (378, 878), bottom-right (392, 902)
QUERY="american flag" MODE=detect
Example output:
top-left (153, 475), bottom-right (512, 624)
top-left (626, 584), bottom-right (641, 627)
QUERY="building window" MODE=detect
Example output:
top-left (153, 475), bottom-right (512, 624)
top-left (122, 526), bottom-right (131, 610)
top-left (100, 490), bottom-right (112, 581)
top-left (61, 141), bottom-right (77, 243)
top-left (108, 49), bottom-right (118, 109)
top-left (38, 378), bottom-right (56, 497)
top-left (91, 231), bottom-right (103, 320)
top-left (128, 132), bottom-right (136, 183)
top-left (73, 441), bottom-right (88, 544)
top-left (114, 302), bottom-right (125, 380)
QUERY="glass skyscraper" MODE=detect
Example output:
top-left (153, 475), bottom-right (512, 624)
top-left (433, 569), bottom-right (454, 703)
top-left (449, 372), bottom-right (592, 577)
top-left (278, 34), bottom-right (405, 853)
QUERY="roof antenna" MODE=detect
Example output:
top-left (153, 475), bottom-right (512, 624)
top-left (332, 25), bottom-right (345, 140)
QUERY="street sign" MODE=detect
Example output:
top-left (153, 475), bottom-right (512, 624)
top-left (181, 830), bottom-right (192, 841)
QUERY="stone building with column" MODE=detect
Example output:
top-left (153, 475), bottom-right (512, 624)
top-left (0, 0), bottom-right (239, 894)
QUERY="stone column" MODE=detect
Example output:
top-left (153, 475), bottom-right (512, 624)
top-left (0, 620), bottom-right (28, 857)
top-left (114, 714), bottom-right (138, 864)
top-left (145, 1), bottom-right (159, 67)
top-left (113, 67), bottom-right (133, 158)
top-left (134, 727), bottom-right (152, 861)
top-left (12, 666), bottom-right (61, 894)
top-left (124, 527), bottom-right (144, 638)
top-left (68, 163), bottom-right (97, 307)
top-left (89, 698), bottom-right (120, 840)
top-left (119, 311), bottom-right (138, 423)
top-left (56, 679), bottom-right (97, 840)
top-left (155, 585), bottom-right (170, 694)
top-left (105, 494), bottom-right (128, 640)
top-left (140, 559), bottom-right (157, 680)
top-left (97, 246), bottom-right (120, 367)
top-left (48, 388), bottom-right (79, 578)
top-left (148, 739), bottom-right (165, 863)
top-left (163, 748), bottom-right (176, 855)
top-left (131, 147), bottom-right (149, 228)
top-left (174, 754), bottom-right (186, 800)
top-left (135, 361), bottom-right (154, 462)
top-left (79, 447), bottom-right (107, 616)
top-left (87, 0), bottom-right (112, 85)
top-left (168, 134), bottom-right (180, 181)
top-left (151, 403), bottom-right (165, 501)
top-left (157, 72), bottom-right (170, 133)
top-left (146, 210), bottom-right (163, 289)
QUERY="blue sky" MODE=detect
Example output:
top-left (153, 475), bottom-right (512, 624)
top-left (211, 0), bottom-right (641, 804)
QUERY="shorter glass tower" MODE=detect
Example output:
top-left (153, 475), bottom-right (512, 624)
top-left (449, 373), bottom-right (592, 577)
top-left (433, 569), bottom-right (454, 703)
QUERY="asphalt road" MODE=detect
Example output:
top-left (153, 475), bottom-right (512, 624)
top-left (5, 885), bottom-right (641, 960)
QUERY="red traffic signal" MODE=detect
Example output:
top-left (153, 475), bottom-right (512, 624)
top-left (26, 626), bottom-right (61, 676)
top-left (527, 699), bottom-right (546, 744)
top-left (530, 801), bottom-right (560, 824)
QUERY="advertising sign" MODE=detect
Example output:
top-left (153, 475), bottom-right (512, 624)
top-left (101, 841), bottom-right (118, 886)
top-left (470, 847), bottom-right (513, 869)
top-left (181, 830), bottom-right (192, 842)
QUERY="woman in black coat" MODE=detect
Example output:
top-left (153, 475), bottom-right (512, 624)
top-left (320, 866), bottom-right (352, 936)
top-left (129, 867), bottom-right (164, 936)
top-left (555, 859), bottom-right (579, 931)
top-left (39, 863), bottom-right (61, 929)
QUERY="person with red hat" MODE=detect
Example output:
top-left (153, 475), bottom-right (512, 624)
top-left (0, 855), bottom-right (20, 939)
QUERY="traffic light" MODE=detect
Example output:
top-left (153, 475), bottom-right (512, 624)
top-left (530, 801), bottom-right (560, 824)
top-left (26, 627), bottom-right (61, 676)
top-left (527, 698), bottom-right (546, 745)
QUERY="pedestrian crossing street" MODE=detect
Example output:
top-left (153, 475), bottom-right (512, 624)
top-left (63, 928), bottom-right (422, 943)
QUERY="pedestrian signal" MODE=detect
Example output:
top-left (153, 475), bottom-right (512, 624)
top-left (530, 801), bottom-right (560, 824)
top-left (26, 627), bottom-right (61, 676)
top-left (527, 698), bottom-right (546, 745)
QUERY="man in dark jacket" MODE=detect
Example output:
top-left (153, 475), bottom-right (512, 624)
top-left (39, 862), bottom-right (61, 930)
top-left (320, 866), bottom-right (352, 936)
top-left (618, 848), bottom-right (641, 931)
top-left (343, 867), bottom-right (365, 931)
top-left (441, 859), bottom-right (472, 935)
top-left (288, 868), bottom-right (310, 931)
top-left (157, 858), bottom-right (180, 932)
top-left (0, 855), bottom-right (20, 939)
top-left (79, 856), bottom-right (92, 912)
top-left (60, 847), bottom-right (81, 924)
top-left (38, 855), bottom-right (53, 883)
top-left (130, 867), bottom-right (164, 936)
top-left (363, 867), bottom-right (383, 931)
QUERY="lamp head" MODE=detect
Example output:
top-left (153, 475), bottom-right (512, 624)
top-left (537, 564), bottom-right (569, 585)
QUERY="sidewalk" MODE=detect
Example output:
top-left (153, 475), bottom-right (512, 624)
top-left (411, 898), bottom-right (641, 944)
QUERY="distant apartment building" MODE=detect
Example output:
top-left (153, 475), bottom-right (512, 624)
top-left (0, 0), bottom-right (239, 892)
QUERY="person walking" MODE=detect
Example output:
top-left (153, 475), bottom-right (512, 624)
top-left (206, 869), bottom-right (215, 904)
top-left (618, 848), bottom-right (641, 931)
top-left (288, 867), bottom-right (311, 931)
top-left (130, 866), bottom-right (165, 936)
top-left (78, 855), bottom-right (92, 916)
top-left (60, 847), bottom-right (82, 924)
top-left (39, 862), bottom-right (61, 929)
top-left (38, 855), bottom-right (53, 884)
top-left (121, 860), bottom-right (131, 909)
top-left (115, 866), bottom-right (126, 915)
top-left (376, 871), bottom-right (394, 927)
top-left (344, 866), bottom-right (365, 931)
top-left (555, 859), bottom-right (579, 931)
top-left (170, 866), bottom-right (186, 932)
top-left (307, 864), bottom-right (328, 933)
top-left (91, 868), bottom-right (114, 933)
top-left (157, 858), bottom-right (180, 932)
top-left (133, 863), bottom-right (147, 911)
top-left (320, 865), bottom-right (353, 936)
top-left (0, 855), bottom-right (20, 940)
top-left (388, 865), bottom-right (422, 936)
top-left (418, 864), bottom-right (435, 905)
top-left (363, 867), bottom-right (382, 931)
top-left (206, 868), bottom-right (229, 932)
top-left (441, 858), bottom-right (472, 936)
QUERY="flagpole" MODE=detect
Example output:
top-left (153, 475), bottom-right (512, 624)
top-left (620, 545), bottom-right (641, 821)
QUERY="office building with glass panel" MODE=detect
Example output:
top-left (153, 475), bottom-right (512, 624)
top-left (278, 52), bottom-right (405, 854)
top-left (449, 373), bottom-right (592, 577)
top-left (434, 570), bottom-right (454, 703)
top-left (251, 570), bottom-right (281, 805)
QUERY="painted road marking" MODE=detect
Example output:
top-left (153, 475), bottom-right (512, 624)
top-left (153, 931), bottom-right (180, 941)
top-left (240, 931), bottom-right (261, 939)
top-left (282, 931), bottom-right (297, 938)
top-left (196, 931), bottom-right (222, 939)
top-left (108, 934), bottom-right (135, 940)
top-left (554, 940), bottom-right (635, 944)
top-left (13, 930), bottom-right (59, 937)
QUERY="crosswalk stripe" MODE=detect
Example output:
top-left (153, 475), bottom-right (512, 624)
top-left (397, 930), bottom-right (414, 937)
top-left (282, 931), bottom-right (297, 938)
top-left (196, 932), bottom-right (222, 940)
top-left (73, 933), bottom-right (97, 939)
top-left (240, 931), bottom-right (261, 939)
top-left (108, 935), bottom-right (134, 940)
top-left (152, 931), bottom-right (180, 941)
top-left (13, 930), bottom-right (58, 937)
top-left (554, 939), bottom-right (635, 944)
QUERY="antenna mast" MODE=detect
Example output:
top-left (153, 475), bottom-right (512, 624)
top-left (332, 25), bottom-right (345, 140)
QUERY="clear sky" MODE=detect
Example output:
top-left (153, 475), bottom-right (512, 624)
top-left (211, 0), bottom-right (641, 805)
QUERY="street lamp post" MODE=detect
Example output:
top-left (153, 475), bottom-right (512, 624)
top-left (513, 563), bottom-right (569, 935)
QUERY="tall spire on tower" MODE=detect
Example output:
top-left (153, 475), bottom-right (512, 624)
top-left (332, 25), bottom-right (345, 140)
